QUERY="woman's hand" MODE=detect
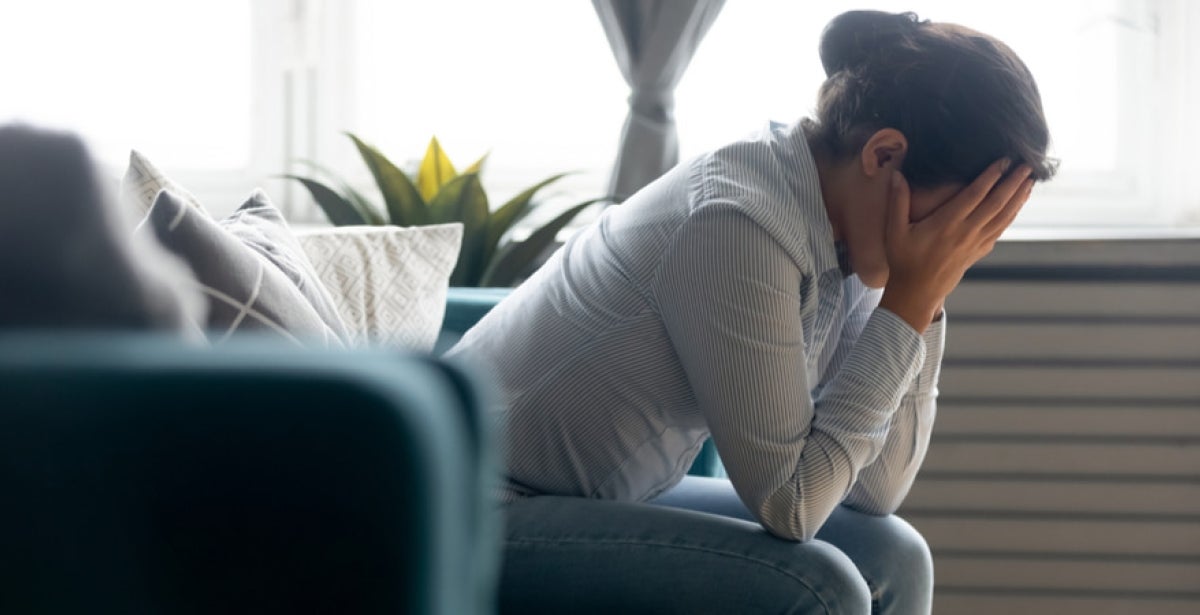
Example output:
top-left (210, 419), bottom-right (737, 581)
top-left (879, 159), bottom-right (1035, 332)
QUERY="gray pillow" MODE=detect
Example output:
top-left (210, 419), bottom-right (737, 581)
top-left (139, 189), bottom-right (349, 347)
top-left (0, 124), bottom-right (205, 332)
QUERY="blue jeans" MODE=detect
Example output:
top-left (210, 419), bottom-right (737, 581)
top-left (499, 476), bottom-right (933, 614)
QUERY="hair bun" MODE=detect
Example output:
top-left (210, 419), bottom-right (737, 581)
top-left (819, 10), bottom-right (920, 77)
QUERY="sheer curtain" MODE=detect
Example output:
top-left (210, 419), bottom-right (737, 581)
top-left (592, 0), bottom-right (725, 198)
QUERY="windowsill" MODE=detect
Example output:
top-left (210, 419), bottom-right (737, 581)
top-left (1000, 226), bottom-right (1200, 242)
top-left (985, 228), bottom-right (1200, 269)
top-left (291, 217), bottom-right (1200, 270)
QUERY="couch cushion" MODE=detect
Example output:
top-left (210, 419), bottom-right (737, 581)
top-left (297, 224), bottom-right (462, 351)
top-left (139, 189), bottom-right (349, 346)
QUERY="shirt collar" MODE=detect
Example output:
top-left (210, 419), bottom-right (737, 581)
top-left (771, 120), bottom-right (841, 277)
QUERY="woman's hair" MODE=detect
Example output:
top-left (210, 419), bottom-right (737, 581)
top-left (805, 10), bottom-right (1057, 188)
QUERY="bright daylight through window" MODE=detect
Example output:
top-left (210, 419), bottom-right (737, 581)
top-left (2, 0), bottom-right (1195, 228)
top-left (0, 1), bottom-right (252, 170)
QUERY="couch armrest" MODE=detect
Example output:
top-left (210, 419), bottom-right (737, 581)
top-left (0, 334), bottom-right (500, 614)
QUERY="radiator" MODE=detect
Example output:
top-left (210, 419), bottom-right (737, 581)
top-left (901, 237), bottom-right (1200, 615)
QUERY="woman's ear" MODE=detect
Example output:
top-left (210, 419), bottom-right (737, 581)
top-left (858, 128), bottom-right (908, 178)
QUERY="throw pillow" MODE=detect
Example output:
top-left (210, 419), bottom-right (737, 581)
top-left (296, 224), bottom-right (463, 351)
top-left (220, 192), bottom-right (350, 343)
top-left (139, 189), bottom-right (349, 347)
top-left (121, 150), bottom-right (208, 218)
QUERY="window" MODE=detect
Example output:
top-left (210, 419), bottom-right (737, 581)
top-left (5, 1), bottom-right (1195, 229)
top-left (0, 1), bottom-right (252, 170)
top-left (347, 0), bottom-right (626, 225)
top-left (0, 0), bottom-right (349, 220)
top-left (0, 0), bottom-right (260, 216)
top-left (344, 0), bottom-right (1198, 229)
top-left (675, 0), bottom-right (1196, 228)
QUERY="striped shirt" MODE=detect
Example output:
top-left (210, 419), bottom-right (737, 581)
top-left (446, 120), bottom-right (944, 541)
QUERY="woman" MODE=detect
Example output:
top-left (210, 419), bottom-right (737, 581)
top-left (448, 10), bottom-right (1055, 614)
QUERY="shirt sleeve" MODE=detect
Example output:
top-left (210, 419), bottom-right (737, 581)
top-left (650, 207), bottom-right (926, 541)
top-left (841, 315), bottom-right (944, 514)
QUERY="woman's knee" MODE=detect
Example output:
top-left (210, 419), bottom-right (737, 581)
top-left (773, 539), bottom-right (873, 615)
top-left (696, 537), bottom-right (872, 615)
top-left (818, 508), bottom-right (934, 607)
top-left (863, 513), bottom-right (933, 583)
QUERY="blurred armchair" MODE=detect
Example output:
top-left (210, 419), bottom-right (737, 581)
top-left (0, 335), bottom-right (499, 615)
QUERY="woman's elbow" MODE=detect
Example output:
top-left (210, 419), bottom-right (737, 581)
top-left (760, 517), bottom-right (820, 542)
top-left (756, 498), bottom-right (830, 542)
top-left (841, 487), bottom-right (905, 517)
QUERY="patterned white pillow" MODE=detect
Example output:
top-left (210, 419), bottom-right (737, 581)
top-left (296, 224), bottom-right (463, 352)
top-left (121, 150), bottom-right (208, 218)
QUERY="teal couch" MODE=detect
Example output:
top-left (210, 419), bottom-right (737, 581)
top-left (0, 334), bottom-right (499, 615)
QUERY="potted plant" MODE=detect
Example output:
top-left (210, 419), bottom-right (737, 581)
top-left (286, 134), bottom-right (610, 287)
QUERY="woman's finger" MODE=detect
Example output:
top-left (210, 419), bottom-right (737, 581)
top-left (932, 158), bottom-right (1010, 223)
top-left (982, 178), bottom-right (1034, 239)
top-left (887, 171), bottom-right (911, 240)
top-left (968, 165), bottom-right (1033, 228)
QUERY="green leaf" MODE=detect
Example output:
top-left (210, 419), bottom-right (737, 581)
top-left (483, 173), bottom-right (569, 268)
top-left (343, 185), bottom-right (387, 225)
top-left (292, 159), bottom-right (386, 225)
top-left (429, 173), bottom-right (490, 286)
top-left (282, 175), bottom-right (368, 226)
top-left (462, 151), bottom-right (489, 176)
top-left (417, 136), bottom-right (457, 203)
top-left (346, 132), bottom-right (427, 226)
top-left (481, 197), bottom-right (605, 287)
